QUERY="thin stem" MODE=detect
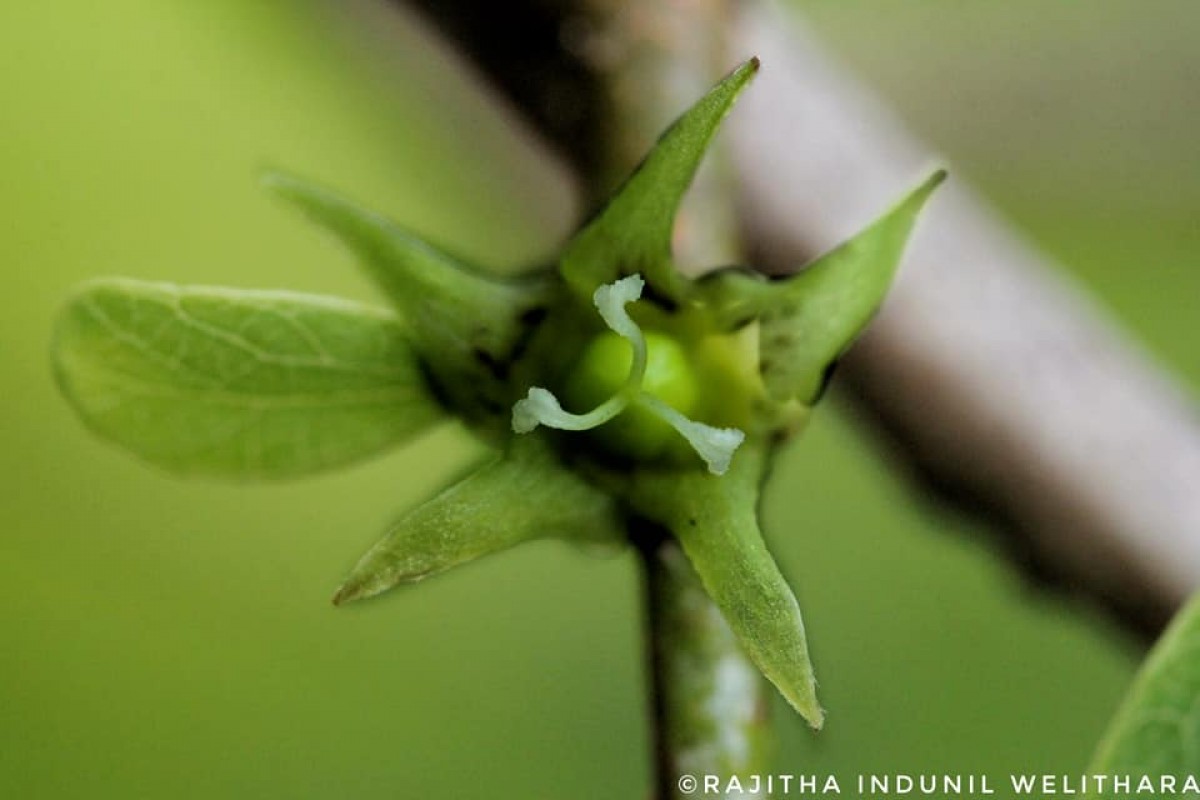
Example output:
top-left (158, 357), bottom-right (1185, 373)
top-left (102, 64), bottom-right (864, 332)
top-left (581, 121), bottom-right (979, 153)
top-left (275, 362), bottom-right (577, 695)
top-left (637, 527), bottom-right (773, 798)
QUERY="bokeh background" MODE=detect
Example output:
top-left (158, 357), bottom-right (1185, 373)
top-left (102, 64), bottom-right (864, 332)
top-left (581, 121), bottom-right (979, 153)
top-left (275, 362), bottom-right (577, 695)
top-left (3, 2), bottom-right (1197, 797)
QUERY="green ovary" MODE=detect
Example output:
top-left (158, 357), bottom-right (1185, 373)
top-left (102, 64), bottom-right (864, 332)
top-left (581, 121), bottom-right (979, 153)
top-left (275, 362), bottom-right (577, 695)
top-left (563, 330), bottom-right (699, 460)
top-left (511, 273), bottom-right (745, 475)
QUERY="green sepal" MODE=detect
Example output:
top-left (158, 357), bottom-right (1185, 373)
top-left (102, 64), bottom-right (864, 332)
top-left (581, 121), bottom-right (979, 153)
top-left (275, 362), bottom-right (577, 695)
top-left (558, 59), bottom-right (760, 304)
top-left (626, 442), bottom-right (824, 728)
top-left (264, 171), bottom-right (552, 422)
top-left (52, 279), bottom-right (444, 479)
top-left (1091, 592), bottom-right (1200, 774)
top-left (333, 435), bottom-right (622, 605)
top-left (757, 169), bottom-right (945, 404)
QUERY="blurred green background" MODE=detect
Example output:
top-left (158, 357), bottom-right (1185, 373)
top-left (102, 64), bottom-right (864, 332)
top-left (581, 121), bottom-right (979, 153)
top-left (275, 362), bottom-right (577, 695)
top-left (3, 2), bottom-right (1196, 797)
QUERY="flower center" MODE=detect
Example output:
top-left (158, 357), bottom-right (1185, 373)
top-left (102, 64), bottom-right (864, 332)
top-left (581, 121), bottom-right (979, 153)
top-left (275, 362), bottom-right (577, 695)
top-left (511, 275), bottom-right (744, 475)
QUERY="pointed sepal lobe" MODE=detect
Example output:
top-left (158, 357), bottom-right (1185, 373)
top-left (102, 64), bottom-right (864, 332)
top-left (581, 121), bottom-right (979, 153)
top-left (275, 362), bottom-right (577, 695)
top-left (626, 443), bottom-right (824, 728)
top-left (333, 435), bottom-right (621, 605)
top-left (559, 59), bottom-right (760, 305)
top-left (265, 171), bottom-right (553, 424)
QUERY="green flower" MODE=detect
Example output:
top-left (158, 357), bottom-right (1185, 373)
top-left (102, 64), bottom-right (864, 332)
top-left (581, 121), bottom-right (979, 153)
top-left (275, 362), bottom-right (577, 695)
top-left (52, 58), bottom-right (942, 729)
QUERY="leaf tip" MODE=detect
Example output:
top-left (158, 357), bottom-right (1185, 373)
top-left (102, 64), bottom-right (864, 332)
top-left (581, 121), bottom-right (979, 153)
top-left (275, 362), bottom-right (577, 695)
top-left (883, 168), bottom-right (946, 233)
top-left (783, 683), bottom-right (825, 731)
top-left (331, 576), bottom-right (378, 607)
top-left (332, 555), bottom-right (420, 605)
top-left (883, 168), bottom-right (947, 224)
top-left (726, 57), bottom-right (761, 93)
top-left (331, 577), bottom-right (363, 606)
top-left (806, 705), bottom-right (826, 732)
top-left (911, 167), bottom-right (948, 206)
top-left (916, 167), bottom-right (945, 199)
top-left (258, 168), bottom-right (307, 203)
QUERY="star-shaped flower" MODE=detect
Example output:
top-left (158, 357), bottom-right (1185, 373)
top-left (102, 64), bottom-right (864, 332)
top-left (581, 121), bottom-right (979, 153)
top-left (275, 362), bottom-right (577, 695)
top-left (52, 59), bottom-right (942, 729)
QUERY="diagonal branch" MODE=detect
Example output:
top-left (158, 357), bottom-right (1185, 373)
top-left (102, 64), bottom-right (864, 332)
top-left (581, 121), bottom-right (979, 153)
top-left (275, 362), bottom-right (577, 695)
top-left (729, 2), bottom-right (1200, 632)
top-left (384, 0), bottom-right (1200, 633)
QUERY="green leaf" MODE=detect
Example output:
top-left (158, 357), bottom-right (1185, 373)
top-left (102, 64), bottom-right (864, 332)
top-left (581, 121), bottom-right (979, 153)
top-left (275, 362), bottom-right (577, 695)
top-left (758, 169), bottom-right (946, 403)
top-left (1091, 592), bottom-right (1200, 775)
top-left (627, 443), bottom-right (823, 728)
top-left (333, 435), bottom-right (621, 604)
top-left (53, 279), bottom-right (443, 479)
top-left (558, 59), bottom-right (760, 304)
top-left (264, 171), bottom-right (552, 421)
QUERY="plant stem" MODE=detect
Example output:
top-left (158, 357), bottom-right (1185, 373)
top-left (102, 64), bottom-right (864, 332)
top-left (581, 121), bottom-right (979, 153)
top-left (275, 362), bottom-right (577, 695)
top-left (637, 527), bottom-right (773, 798)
